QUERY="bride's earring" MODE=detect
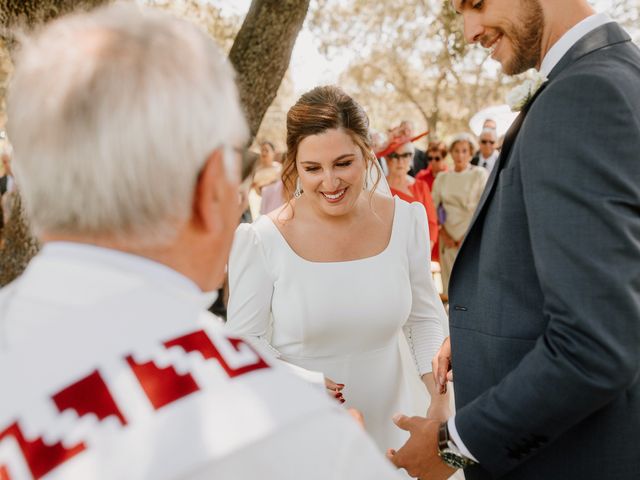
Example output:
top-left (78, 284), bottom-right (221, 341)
top-left (363, 171), bottom-right (369, 191)
top-left (294, 177), bottom-right (303, 198)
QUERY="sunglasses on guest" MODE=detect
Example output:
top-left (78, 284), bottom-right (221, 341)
top-left (480, 140), bottom-right (495, 145)
top-left (427, 155), bottom-right (443, 161)
top-left (388, 152), bottom-right (413, 160)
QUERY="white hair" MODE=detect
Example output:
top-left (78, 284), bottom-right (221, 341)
top-left (480, 128), bottom-right (497, 139)
top-left (7, 3), bottom-right (247, 245)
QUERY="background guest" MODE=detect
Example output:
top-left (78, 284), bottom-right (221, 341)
top-left (471, 128), bottom-right (499, 174)
top-left (248, 140), bottom-right (281, 219)
top-left (399, 121), bottom-right (428, 176)
top-left (253, 140), bottom-right (281, 192)
top-left (482, 118), bottom-right (497, 130)
top-left (252, 140), bottom-right (281, 196)
top-left (431, 134), bottom-right (488, 296)
top-left (416, 141), bottom-right (449, 263)
top-left (416, 141), bottom-right (448, 191)
top-left (259, 177), bottom-right (285, 215)
top-left (387, 142), bottom-right (438, 250)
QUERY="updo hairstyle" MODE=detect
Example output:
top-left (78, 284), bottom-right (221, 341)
top-left (282, 85), bottom-right (380, 201)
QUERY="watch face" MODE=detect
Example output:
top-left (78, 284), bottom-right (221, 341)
top-left (439, 450), bottom-right (471, 470)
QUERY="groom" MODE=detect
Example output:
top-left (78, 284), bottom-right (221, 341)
top-left (390, 1), bottom-right (640, 479)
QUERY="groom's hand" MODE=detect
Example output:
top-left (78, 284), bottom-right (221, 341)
top-left (433, 337), bottom-right (453, 394)
top-left (387, 415), bottom-right (456, 479)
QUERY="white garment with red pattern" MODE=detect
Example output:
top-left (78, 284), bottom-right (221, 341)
top-left (0, 243), bottom-right (400, 480)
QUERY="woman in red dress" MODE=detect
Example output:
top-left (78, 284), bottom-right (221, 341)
top-left (414, 141), bottom-right (448, 261)
top-left (386, 142), bottom-right (438, 253)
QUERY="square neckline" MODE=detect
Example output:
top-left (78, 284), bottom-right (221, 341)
top-left (260, 196), bottom-right (400, 265)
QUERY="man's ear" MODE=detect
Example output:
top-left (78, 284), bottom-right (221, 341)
top-left (192, 149), bottom-right (225, 234)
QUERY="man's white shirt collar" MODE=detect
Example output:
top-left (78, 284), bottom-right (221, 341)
top-left (41, 242), bottom-right (219, 308)
top-left (540, 13), bottom-right (613, 77)
top-left (44, 241), bottom-right (201, 292)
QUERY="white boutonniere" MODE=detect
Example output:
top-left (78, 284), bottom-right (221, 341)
top-left (506, 71), bottom-right (548, 112)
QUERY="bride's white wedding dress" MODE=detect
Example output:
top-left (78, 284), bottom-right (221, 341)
top-left (226, 197), bottom-right (448, 451)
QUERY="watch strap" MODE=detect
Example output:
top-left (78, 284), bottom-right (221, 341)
top-left (437, 422), bottom-right (476, 469)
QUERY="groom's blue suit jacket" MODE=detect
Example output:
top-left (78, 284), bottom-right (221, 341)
top-left (449, 22), bottom-right (640, 480)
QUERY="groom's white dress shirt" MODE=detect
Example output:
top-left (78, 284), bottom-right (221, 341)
top-left (0, 242), bottom-right (401, 480)
top-left (447, 12), bottom-right (613, 464)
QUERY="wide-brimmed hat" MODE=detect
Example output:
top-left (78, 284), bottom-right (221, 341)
top-left (375, 130), bottom-right (429, 158)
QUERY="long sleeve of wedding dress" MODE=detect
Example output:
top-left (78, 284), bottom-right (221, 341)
top-left (402, 203), bottom-right (449, 376)
top-left (227, 224), bottom-right (325, 384)
top-left (228, 223), bottom-right (278, 355)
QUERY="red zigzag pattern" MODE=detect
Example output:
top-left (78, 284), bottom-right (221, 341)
top-left (0, 329), bottom-right (269, 479)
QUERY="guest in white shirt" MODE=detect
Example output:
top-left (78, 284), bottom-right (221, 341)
top-left (0, 5), bottom-right (402, 480)
top-left (474, 128), bottom-right (499, 174)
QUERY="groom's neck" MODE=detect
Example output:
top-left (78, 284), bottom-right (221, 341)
top-left (537, 0), bottom-right (596, 69)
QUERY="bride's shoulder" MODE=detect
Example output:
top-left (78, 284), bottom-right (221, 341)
top-left (235, 214), bottom-right (276, 245)
top-left (390, 194), bottom-right (427, 227)
top-left (267, 202), bottom-right (293, 226)
top-left (370, 192), bottom-right (395, 216)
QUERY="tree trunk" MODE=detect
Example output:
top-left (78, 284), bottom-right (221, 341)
top-left (0, 0), bottom-right (309, 285)
top-left (229, 0), bottom-right (310, 142)
top-left (0, 193), bottom-right (40, 286)
top-left (0, 0), bottom-right (109, 286)
top-left (0, 0), bottom-right (110, 36)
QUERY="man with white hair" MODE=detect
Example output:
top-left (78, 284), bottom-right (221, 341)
top-left (0, 4), bottom-right (401, 479)
top-left (470, 128), bottom-right (498, 174)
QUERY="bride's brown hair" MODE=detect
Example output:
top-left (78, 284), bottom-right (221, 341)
top-left (282, 85), bottom-right (381, 202)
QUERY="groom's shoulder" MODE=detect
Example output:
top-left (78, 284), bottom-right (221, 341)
top-left (537, 48), bottom-right (640, 117)
top-left (556, 34), bottom-right (640, 91)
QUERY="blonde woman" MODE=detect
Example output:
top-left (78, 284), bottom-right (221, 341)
top-left (431, 133), bottom-right (489, 295)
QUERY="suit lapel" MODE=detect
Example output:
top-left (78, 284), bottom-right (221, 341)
top-left (461, 82), bottom-right (547, 243)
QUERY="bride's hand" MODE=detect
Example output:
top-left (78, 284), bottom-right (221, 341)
top-left (432, 337), bottom-right (453, 394)
top-left (325, 376), bottom-right (345, 404)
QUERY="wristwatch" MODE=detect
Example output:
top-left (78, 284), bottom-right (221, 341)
top-left (437, 422), bottom-right (477, 469)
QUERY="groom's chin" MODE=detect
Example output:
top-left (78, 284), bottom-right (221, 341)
top-left (501, 49), bottom-right (542, 76)
top-left (501, 59), bottom-right (536, 77)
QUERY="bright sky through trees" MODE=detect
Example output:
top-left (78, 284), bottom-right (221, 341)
top-left (213, 0), bottom-right (625, 93)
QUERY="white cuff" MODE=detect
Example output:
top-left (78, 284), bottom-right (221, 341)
top-left (447, 416), bottom-right (479, 463)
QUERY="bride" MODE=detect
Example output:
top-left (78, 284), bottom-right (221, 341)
top-left (226, 85), bottom-right (450, 452)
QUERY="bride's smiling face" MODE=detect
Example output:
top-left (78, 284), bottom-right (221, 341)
top-left (296, 128), bottom-right (367, 217)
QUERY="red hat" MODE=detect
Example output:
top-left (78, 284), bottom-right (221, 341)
top-left (375, 130), bottom-right (429, 158)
